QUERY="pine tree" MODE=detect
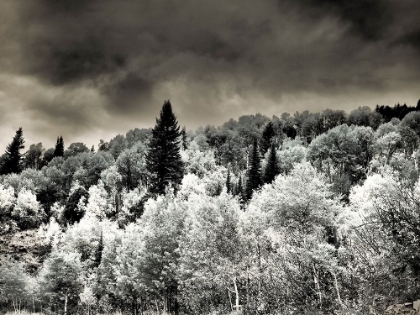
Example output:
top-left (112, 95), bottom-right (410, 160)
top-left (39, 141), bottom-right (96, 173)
top-left (263, 142), bottom-right (280, 184)
top-left (226, 167), bottom-right (231, 194)
top-left (260, 122), bottom-right (275, 154)
top-left (245, 139), bottom-right (263, 201)
top-left (417, 99), bottom-right (420, 110)
top-left (181, 126), bottom-right (188, 150)
top-left (93, 231), bottom-right (104, 268)
top-left (0, 127), bottom-right (25, 175)
top-left (146, 100), bottom-right (184, 195)
top-left (236, 174), bottom-right (245, 205)
top-left (54, 136), bottom-right (64, 157)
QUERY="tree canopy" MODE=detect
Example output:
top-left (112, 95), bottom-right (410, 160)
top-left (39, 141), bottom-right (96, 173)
top-left (146, 100), bottom-right (184, 195)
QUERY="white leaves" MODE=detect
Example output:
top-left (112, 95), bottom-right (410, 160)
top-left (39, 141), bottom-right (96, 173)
top-left (0, 183), bottom-right (15, 212)
top-left (79, 286), bottom-right (96, 306)
top-left (14, 188), bottom-right (40, 214)
top-left (85, 181), bottom-right (109, 219)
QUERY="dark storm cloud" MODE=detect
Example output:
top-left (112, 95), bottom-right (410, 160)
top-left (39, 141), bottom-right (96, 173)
top-left (397, 29), bottom-right (420, 52)
top-left (0, 0), bottom-right (420, 151)
top-left (296, 0), bottom-right (392, 40)
top-left (104, 72), bottom-right (154, 114)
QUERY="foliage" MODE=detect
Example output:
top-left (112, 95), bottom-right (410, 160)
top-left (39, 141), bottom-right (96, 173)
top-left (0, 260), bottom-right (30, 312)
top-left (37, 251), bottom-right (83, 314)
top-left (1, 127), bottom-right (25, 175)
top-left (54, 136), bottom-right (65, 158)
top-left (245, 138), bottom-right (262, 200)
top-left (263, 143), bottom-right (280, 184)
top-left (2, 103), bottom-right (420, 315)
top-left (146, 100), bottom-right (184, 195)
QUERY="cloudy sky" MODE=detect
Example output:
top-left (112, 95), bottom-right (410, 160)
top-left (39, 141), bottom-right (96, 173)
top-left (0, 0), bottom-right (419, 151)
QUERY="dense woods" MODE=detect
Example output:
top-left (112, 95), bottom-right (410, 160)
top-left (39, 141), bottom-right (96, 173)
top-left (1, 100), bottom-right (420, 315)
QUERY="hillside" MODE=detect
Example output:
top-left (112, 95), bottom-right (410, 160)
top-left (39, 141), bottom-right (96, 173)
top-left (0, 229), bottom-right (50, 273)
top-left (1, 102), bottom-right (420, 315)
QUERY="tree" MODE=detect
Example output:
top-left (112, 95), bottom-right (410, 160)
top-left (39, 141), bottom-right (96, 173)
top-left (401, 111), bottom-right (420, 138)
top-left (345, 171), bottom-right (420, 308)
top-left (247, 163), bottom-right (342, 313)
top-left (93, 230), bottom-right (104, 268)
top-left (260, 122), bottom-right (275, 154)
top-left (307, 124), bottom-right (374, 197)
top-left (181, 126), bottom-right (188, 150)
top-left (54, 136), bottom-right (64, 157)
top-left (108, 135), bottom-right (127, 159)
top-left (0, 260), bottom-right (30, 313)
top-left (42, 148), bottom-right (55, 166)
top-left (263, 143), bottom-right (280, 184)
top-left (1, 127), bottom-right (25, 175)
top-left (226, 167), bottom-right (232, 194)
top-left (98, 139), bottom-right (109, 151)
top-left (245, 139), bottom-right (262, 200)
top-left (63, 187), bottom-right (89, 225)
top-left (24, 143), bottom-right (44, 170)
top-left (146, 101), bottom-right (184, 195)
top-left (178, 191), bottom-right (241, 314)
top-left (12, 188), bottom-right (43, 229)
top-left (64, 142), bottom-right (90, 158)
top-left (139, 191), bottom-right (186, 314)
top-left (236, 174), bottom-right (245, 203)
top-left (38, 251), bottom-right (83, 315)
top-left (116, 142), bottom-right (148, 190)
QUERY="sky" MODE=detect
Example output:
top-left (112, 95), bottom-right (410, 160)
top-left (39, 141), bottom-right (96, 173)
top-left (0, 0), bottom-right (419, 152)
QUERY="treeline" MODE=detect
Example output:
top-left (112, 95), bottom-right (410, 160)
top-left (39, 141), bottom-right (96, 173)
top-left (1, 100), bottom-right (420, 315)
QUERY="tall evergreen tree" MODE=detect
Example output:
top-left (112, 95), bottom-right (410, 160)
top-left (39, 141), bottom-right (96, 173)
top-left (236, 174), bottom-right (245, 204)
top-left (260, 122), bottom-right (275, 154)
top-left (146, 100), bottom-right (184, 195)
top-left (0, 127), bottom-right (25, 175)
top-left (93, 231), bottom-right (104, 268)
top-left (245, 138), bottom-right (263, 201)
top-left (263, 142), bottom-right (280, 184)
top-left (226, 167), bottom-right (231, 194)
top-left (54, 136), bottom-right (64, 157)
top-left (181, 126), bottom-right (188, 150)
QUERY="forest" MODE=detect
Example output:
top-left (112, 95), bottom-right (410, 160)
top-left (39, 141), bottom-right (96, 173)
top-left (1, 99), bottom-right (420, 315)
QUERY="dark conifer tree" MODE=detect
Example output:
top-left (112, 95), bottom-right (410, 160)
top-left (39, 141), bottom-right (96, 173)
top-left (236, 175), bottom-right (245, 204)
top-left (260, 122), bottom-right (275, 154)
top-left (226, 167), bottom-right (231, 194)
top-left (0, 127), bottom-right (25, 175)
top-left (245, 138), bottom-right (263, 201)
top-left (54, 136), bottom-right (64, 157)
top-left (63, 187), bottom-right (89, 225)
top-left (93, 231), bottom-right (104, 268)
top-left (146, 100), bottom-right (184, 195)
top-left (181, 126), bottom-right (188, 150)
top-left (263, 142), bottom-right (280, 184)
top-left (417, 99), bottom-right (420, 110)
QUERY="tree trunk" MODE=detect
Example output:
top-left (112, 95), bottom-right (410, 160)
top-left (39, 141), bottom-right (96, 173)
top-left (246, 266), bottom-right (250, 312)
top-left (155, 298), bottom-right (160, 314)
top-left (332, 271), bottom-right (346, 311)
top-left (64, 292), bottom-right (68, 315)
top-left (233, 277), bottom-right (240, 311)
top-left (228, 289), bottom-right (233, 312)
top-left (313, 265), bottom-right (322, 306)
